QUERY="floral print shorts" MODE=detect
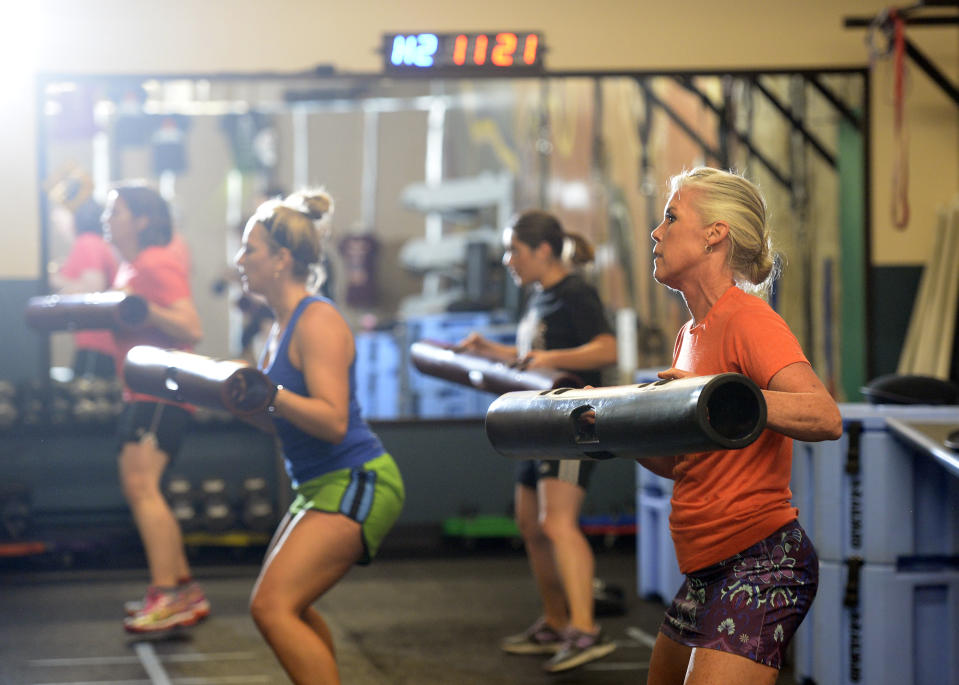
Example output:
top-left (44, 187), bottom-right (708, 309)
top-left (659, 520), bottom-right (818, 669)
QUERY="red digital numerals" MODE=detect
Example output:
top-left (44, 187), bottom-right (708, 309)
top-left (451, 33), bottom-right (539, 68)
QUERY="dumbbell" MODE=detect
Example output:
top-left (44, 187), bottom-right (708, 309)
top-left (71, 376), bottom-right (97, 398)
top-left (0, 382), bottom-right (18, 431)
top-left (84, 377), bottom-right (116, 423)
top-left (72, 397), bottom-right (99, 423)
top-left (0, 380), bottom-right (15, 400)
top-left (67, 377), bottom-right (94, 424)
top-left (165, 476), bottom-right (199, 532)
top-left (16, 381), bottom-right (46, 426)
top-left (241, 477), bottom-right (276, 533)
top-left (0, 402), bottom-right (18, 431)
top-left (200, 478), bottom-right (236, 533)
top-left (0, 485), bottom-right (32, 540)
top-left (48, 385), bottom-right (73, 425)
top-left (104, 378), bottom-right (124, 420)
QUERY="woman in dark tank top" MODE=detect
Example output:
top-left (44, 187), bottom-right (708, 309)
top-left (458, 210), bottom-right (618, 673)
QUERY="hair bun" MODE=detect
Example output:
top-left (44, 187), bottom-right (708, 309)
top-left (286, 189), bottom-right (333, 223)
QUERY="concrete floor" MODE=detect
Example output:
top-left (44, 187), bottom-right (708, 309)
top-left (0, 544), bottom-right (800, 684)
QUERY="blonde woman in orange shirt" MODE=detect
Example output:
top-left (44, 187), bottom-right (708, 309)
top-left (641, 167), bottom-right (841, 685)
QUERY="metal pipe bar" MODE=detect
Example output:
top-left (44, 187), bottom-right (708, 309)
top-left (123, 346), bottom-right (276, 432)
top-left (904, 37), bottom-right (959, 106)
top-left (751, 77), bottom-right (838, 167)
top-left (25, 293), bottom-right (149, 331)
top-left (845, 15), bottom-right (958, 27)
top-left (485, 373), bottom-right (767, 460)
top-left (636, 79), bottom-right (724, 166)
top-left (805, 75), bottom-right (863, 129)
top-left (409, 340), bottom-right (583, 394)
top-left (671, 76), bottom-right (794, 189)
top-left (845, 5), bottom-right (959, 106)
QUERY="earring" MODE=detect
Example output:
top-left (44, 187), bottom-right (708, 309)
top-left (704, 242), bottom-right (712, 254)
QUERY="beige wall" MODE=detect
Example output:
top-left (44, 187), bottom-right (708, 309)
top-left (2, 0), bottom-right (956, 277)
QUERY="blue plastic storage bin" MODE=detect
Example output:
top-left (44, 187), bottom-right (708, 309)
top-left (634, 368), bottom-right (664, 384)
top-left (637, 462), bottom-right (674, 496)
top-left (354, 331), bottom-right (401, 419)
top-left (413, 378), bottom-right (504, 418)
top-left (792, 560), bottom-right (959, 685)
top-left (633, 370), bottom-right (674, 496)
top-left (636, 484), bottom-right (685, 603)
top-left (404, 311), bottom-right (513, 352)
top-left (405, 311), bottom-right (516, 419)
top-left (791, 404), bottom-right (959, 564)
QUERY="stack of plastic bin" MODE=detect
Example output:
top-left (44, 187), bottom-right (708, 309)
top-left (791, 403), bottom-right (959, 685)
top-left (636, 465), bottom-right (685, 603)
top-left (633, 368), bottom-right (686, 603)
top-left (404, 311), bottom-right (515, 419)
top-left (354, 331), bottom-right (402, 420)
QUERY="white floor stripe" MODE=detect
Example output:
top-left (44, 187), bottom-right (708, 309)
top-left (584, 661), bottom-right (651, 671)
top-left (30, 680), bottom-right (152, 685)
top-left (170, 679), bottom-right (271, 684)
top-left (625, 626), bottom-right (660, 649)
top-left (30, 652), bottom-right (258, 667)
top-left (30, 656), bottom-right (140, 666)
top-left (133, 643), bottom-right (173, 685)
top-left (30, 675), bottom-right (272, 685)
top-left (165, 653), bottom-right (259, 664)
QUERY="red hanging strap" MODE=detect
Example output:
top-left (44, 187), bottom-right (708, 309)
top-left (890, 8), bottom-right (910, 229)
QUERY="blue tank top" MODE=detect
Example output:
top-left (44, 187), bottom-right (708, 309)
top-left (261, 295), bottom-right (384, 486)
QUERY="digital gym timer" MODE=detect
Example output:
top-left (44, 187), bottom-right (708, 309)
top-left (383, 32), bottom-right (545, 75)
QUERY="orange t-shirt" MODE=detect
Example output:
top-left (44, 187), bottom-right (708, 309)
top-left (669, 285), bottom-right (808, 573)
top-left (113, 244), bottom-right (193, 404)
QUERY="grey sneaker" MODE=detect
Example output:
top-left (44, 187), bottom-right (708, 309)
top-left (542, 627), bottom-right (617, 673)
top-left (501, 617), bottom-right (565, 655)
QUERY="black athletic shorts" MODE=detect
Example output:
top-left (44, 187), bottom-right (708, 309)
top-left (116, 401), bottom-right (192, 463)
top-left (516, 458), bottom-right (596, 490)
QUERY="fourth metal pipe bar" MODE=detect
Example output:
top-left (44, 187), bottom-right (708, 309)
top-left (485, 373), bottom-right (767, 460)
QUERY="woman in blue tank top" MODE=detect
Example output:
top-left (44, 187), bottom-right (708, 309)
top-left (235, 189), bottom-right (404, 685)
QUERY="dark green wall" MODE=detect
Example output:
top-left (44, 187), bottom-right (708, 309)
top-left (0, 280), bottom-right (45, 383)
top-left (869, 266), bottom-right (922, 383)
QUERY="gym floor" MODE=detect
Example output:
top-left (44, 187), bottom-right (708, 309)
top-left (0, 541), bottom-right (800, 684)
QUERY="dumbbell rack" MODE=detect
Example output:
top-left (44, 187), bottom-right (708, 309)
top-left (0, 414), bottom-right (282, 563)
